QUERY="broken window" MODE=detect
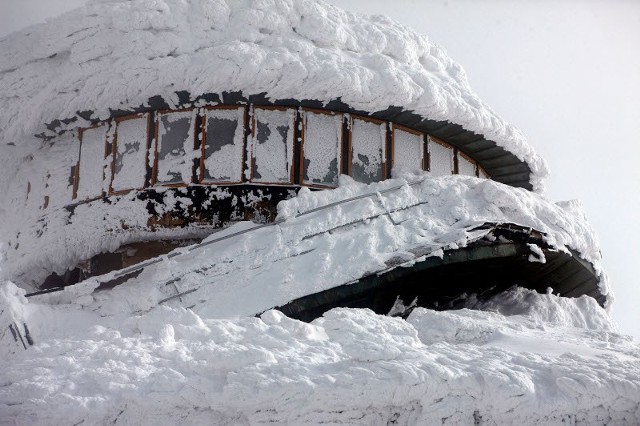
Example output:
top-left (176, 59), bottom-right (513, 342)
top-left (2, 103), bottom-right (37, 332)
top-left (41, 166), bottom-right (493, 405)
top-left (156, 110), bottom-right (196, 185)
top-left (302, 110), bottom-right (342, 187)
top-left (428, 136), bottom-right (454, 176)
top-left (76, 124), bottom-right (108, 200)
top-left (251, 107), bottom-right (295, 184)
top-left (111, 114), bottom-right (149, 192)
top-left (201, 107), bottom-right (245, 183)
top-left (392, 125), bottom-right (423, 174)
top-left (350, 116), bottom-right (385, 184)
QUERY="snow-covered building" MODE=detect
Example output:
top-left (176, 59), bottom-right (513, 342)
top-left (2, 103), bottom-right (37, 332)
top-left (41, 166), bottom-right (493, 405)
top-left (2, 1), bottom-right (639, 424)
top-left (0, 0), bottom-right (607, 308)
top-left (0, 0), bottom-right (610, 317)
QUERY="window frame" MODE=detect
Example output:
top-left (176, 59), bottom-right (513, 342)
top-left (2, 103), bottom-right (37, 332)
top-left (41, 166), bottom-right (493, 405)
top-left (249, 105), bottom-right (296, 185)
top-left (108, 113), bottom-right (151, 195)
top-left (199, 105), bottom-right (248, 185)
top-left (427, 135), bottom-right (455, 176)
top-left (390, 123), bottom-right (425, 174)
top-left (457, 150), bottom-right (478, 177)
top-left (74, 122), bottom-right (110, 201)
top-left (347, 114), bottom-right (388, 183)
top-left (152, 108), bottom-right (199, 188)
top-left (299, 107), bottom-right (344, 189)
top-left (65, 104), bottom-right (495, 207)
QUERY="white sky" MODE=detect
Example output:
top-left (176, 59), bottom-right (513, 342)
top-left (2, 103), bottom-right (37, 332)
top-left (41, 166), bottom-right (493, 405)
top-left (1, 0), bottom-right (638, 339)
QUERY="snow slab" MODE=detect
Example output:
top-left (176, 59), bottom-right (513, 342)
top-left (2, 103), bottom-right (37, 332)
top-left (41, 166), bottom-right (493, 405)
top-left (0, 173), bottom-right (610, 303)
top-left (1, 281), bottom-right (638, 425)
top-left (34, 174), bottom-right (609, 315)
top-left (0, 0), bottom-right (548, 191)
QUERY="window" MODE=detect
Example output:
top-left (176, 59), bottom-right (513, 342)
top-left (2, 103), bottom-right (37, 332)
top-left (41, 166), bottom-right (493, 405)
top-left (76, 123), bottom-right (109, 200)
top-left (67, 104), bottom-right (494, 206)
top-left (428, 136), bottom-right (454, 176)
top-left (45, 133), bottom-right (79, 208)
top-left (201, 107), bottom-right (246, 183)
top-left (251, 107), bottom-right (295, 184)
top-left (155, 110), bottom-right (197, 185)
top-left (302, 110), bottom-right (342, 187)
top-left (111, 114), bottom-right (149, 193)
top-left (457, 151), bottom-right (477, 177)
top-left (392, 125), bottom-right (424, 174)
top-left (350, 116), bottom-right (386, 184)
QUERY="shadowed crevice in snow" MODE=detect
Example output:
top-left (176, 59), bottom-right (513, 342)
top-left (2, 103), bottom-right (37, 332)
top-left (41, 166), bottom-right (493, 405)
top-left (274, 225), bottom-right (603, 322)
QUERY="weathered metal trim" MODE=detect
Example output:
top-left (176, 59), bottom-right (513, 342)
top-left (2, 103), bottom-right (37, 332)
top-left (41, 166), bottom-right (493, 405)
top-left (43, 92), bottom-right (534, 189)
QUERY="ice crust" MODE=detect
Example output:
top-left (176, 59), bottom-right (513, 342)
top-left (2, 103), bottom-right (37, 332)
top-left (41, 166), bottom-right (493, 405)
top-left (1, 281), bottom-right (638, 424)
top-left (0, 0), bottom-right (549, 191)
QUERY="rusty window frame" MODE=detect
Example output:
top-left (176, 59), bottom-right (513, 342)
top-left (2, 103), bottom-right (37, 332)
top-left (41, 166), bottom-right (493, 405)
top-left (249, 105), bottom-right (296, 185)
top-left (427, 135), bottom-right (455, 175)
top-left (152, 108), bottom-right (199, 188)
top-left (457, 150), bottom-right (477, 177)
top-left (108, 113), bottom-right (151, 195)
top-left (348, 114), bottom-right (388, 183)
top-left (299, 107), bottom-right (343, 189)
top-left (390, 123), bottom-right (425, 174)
top-left (199, 105), bottom-right (247, 185)
top-left (74, 122), bottom-right (110, 201)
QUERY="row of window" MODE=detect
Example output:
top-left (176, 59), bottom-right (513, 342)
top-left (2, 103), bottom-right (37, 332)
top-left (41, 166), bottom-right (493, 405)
top-left (73, 106), bottom-right (488, 201)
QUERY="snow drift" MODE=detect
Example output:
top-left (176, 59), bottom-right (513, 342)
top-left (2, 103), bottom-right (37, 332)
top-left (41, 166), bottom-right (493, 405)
top-left (1, 281), bottom-right (638, 424)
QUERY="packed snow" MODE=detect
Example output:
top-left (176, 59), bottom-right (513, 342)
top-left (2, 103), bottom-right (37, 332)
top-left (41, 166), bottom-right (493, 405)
top-left (1, 281), bottom-right (638, 424)
top-left (0, 0), bottom-right (548, 192)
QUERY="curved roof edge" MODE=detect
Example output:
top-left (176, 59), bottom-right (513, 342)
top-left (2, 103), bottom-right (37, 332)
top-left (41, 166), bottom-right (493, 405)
top-left (274, 223), bottom-right (605, 322)
top-left (44, 91), bottom-right (536, 190)
top-left (0, 0), bottom-right (549, 191)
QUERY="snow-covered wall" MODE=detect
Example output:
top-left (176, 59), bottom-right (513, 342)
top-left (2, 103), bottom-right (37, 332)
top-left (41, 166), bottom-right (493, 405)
top-left (0, 0), bottom-right (549, 192)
